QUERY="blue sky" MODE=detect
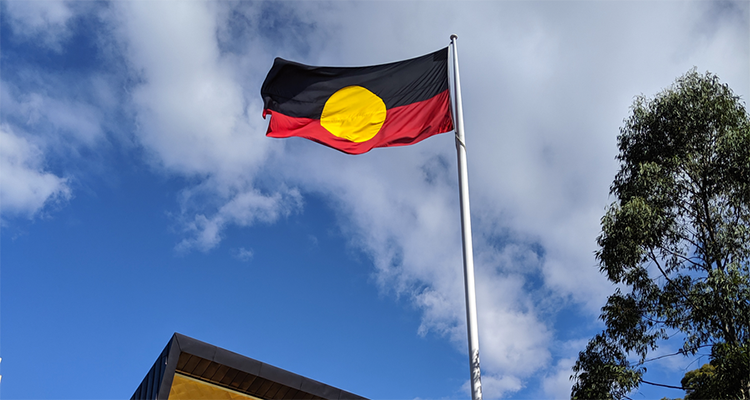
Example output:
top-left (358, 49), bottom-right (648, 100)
top-left (0, 1), bottom-right (748, 399)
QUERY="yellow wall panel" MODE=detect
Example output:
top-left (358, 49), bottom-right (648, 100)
top-left (168, 373), bottom-right (263, 400)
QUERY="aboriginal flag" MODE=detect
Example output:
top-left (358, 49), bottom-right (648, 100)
top-left (261, 48), bottom-right (454, 155)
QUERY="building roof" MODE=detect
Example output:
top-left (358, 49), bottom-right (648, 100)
top-left (131, 333), bottom-right (367, 400)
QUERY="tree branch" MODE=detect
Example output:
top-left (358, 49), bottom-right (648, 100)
top-left (640, 379), bottom-right (684, 390)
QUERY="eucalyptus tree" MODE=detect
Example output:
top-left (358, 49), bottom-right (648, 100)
top-left (571, 70), bottom-right (750, 399)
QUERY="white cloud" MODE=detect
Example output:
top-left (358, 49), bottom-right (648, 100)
top-left (233, 247), bottom-right (254, 263)
top-left (116, 1), bottom-right (271, 179)
top-left (17, 92), bottom-right (104, 147)
top-left (3, 0), bottom-right (74, 52)
top-left (0, 125), bottom-right (71, 219)
top-left (476, 272), bottom-right (552, 376)
top-left (0, 72), bottom-right (109, 222)
top-left (175, 187), bottom-right (303, 252)
top-left (469, 374), bottom-right (523, 399)
top-left (112, 1), bottom-right (303, 251)
top-left (541, 357), bottom-right (577, 399)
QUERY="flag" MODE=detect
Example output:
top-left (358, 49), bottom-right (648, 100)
top-left (261, 47), bottom-right (453, 155)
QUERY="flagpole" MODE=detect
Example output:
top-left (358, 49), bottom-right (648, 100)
top-left (450, 34), bottom-right (483, 400)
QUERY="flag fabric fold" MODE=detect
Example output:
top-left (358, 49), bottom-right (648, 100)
top-left (261, 47), bottom-right (453, 155)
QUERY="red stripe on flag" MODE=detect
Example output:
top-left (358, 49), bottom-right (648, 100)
top-left (265, 90), bottom-right (453, 155)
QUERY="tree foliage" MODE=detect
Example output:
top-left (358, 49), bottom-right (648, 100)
top-left (571, 70), bottom-right (750, 399)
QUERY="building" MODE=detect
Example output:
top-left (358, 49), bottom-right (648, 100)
top-left (131, 333), bottom-right (367, 400)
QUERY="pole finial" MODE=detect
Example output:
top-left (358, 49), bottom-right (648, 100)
top-left (450, 34), bottom-right (458, 41)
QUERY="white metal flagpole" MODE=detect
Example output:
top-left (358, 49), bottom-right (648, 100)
top-left (450, 34), bottom-right (483, 400)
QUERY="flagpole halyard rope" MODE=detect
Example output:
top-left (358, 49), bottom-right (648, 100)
top-left (455, 133), bottom-right (466, 150)
top-left (450, 34), bottom-right (483, 400)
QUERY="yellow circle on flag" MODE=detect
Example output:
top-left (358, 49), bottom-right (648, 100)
top-left (320, 86), bottom-right (386, 143)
